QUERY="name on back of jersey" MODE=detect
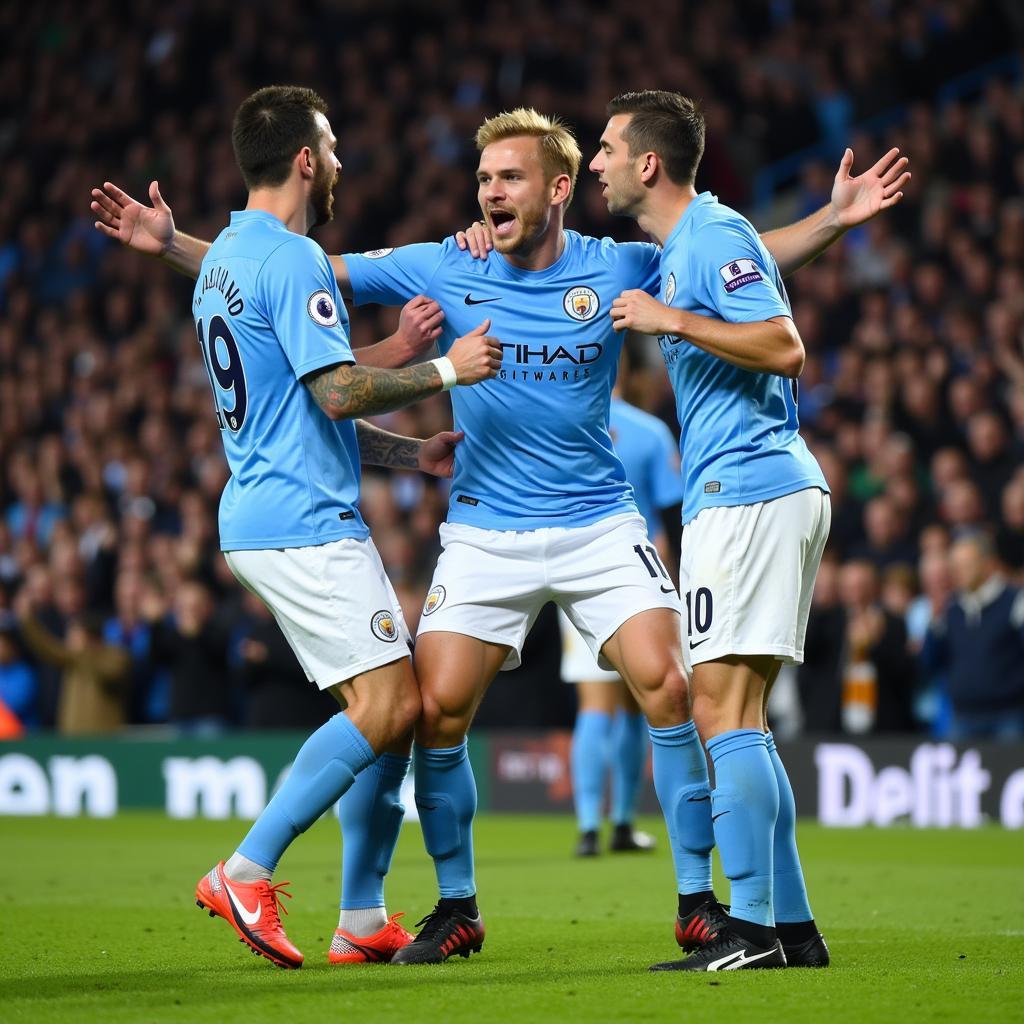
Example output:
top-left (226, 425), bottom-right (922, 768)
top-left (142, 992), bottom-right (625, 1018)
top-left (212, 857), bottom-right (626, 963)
top-left (197, 265), bottom-right (245, 315)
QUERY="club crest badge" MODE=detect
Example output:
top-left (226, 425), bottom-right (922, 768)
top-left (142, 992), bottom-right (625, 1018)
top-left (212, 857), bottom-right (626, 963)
top-left (363, 248), bottom-right (395, 259)
top-left (563, 286), bottom-right (600, 322)
top-left (307, 290), bottom-right (339, 327)
top-left (664, 272), bottom-right (676, 305)
top-left (371, 609), bottom-right (399, 642)
top-left (422, 585), bottom-right (446, 616)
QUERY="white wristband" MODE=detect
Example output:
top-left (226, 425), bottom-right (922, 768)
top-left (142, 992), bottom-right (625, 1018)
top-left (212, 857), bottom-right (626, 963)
top-left (431, 356), bottom-right (458, 391)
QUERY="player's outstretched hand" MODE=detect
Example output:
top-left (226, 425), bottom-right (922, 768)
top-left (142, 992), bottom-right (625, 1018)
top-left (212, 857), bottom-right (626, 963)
top-left (455, 220), bottom-right (494, 260)
top-left (398, 295), bottom-right (445, 358)
top-left (419, 430), bottom-right (465, 478)
top-left (446, 319), bottom-right (503, 384)
top-left (610, 290), bottom-right (675, 335)
top-left (91, 180), bottom-right (174, 256)
top-left (831, 148), bottom-right (911, 229)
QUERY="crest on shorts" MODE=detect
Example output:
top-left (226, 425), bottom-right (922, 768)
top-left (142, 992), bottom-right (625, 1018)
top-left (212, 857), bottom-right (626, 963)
top-left (371, 609), bottom-right (399, 642)
top-left (362, 248), bottom-right (395, 259)
top-left (307, 290), bottom-right (339, 327)
top-left (563, 285), bottom-right (600, 322)
top-left (664, 272), bottom-right (676, 305)
top-left (422, 585), bottom-right (446, 616)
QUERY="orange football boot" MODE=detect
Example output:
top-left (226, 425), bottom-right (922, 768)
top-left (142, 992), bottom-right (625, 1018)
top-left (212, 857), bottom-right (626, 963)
top-left (195, 862), bottom-right (303, 969)
top-left (329, 912), bottom-right (415, 964)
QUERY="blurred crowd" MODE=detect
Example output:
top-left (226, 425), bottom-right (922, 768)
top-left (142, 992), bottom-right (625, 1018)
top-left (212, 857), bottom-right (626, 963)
top-left (0, 2), bottom-right (1023, 740)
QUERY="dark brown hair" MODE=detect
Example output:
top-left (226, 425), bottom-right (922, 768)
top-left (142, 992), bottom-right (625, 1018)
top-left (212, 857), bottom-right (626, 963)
top-left (232, 86), bottom-right (328, 189)
top-left (607, 91), bottom-right (705, 186)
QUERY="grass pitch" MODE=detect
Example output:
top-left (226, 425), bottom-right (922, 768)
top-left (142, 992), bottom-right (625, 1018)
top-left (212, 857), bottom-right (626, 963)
top-left (1, 813), bottom-right (1021, 1023)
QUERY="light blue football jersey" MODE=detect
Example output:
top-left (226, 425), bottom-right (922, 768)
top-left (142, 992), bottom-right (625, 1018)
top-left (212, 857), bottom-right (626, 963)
top-left (345, 233), bottom-right (661, 530)
top-left (193, 210), bottom-right (368, 551)
top-left (657, 193), bottom-right (827, 523)
top-left (610, 397), bottom-right (683, 538)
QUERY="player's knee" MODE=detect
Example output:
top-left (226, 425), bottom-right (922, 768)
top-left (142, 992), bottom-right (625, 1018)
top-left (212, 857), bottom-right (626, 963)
top-left (416, 689), bottom-right (468, 746)
top-left (690, 690), bottom-right (725, 743)
top-left (643, 661), bottom-right (690, 726)
top-left (393, 686), bottom-right (422, 736)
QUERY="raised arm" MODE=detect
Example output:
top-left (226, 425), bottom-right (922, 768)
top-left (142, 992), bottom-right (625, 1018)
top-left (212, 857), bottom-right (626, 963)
top-left (91, 180), bottom-right (209, 277)
top-left (92, 181), bottom-right (355, 294)
top-left (760, 148), bottom-right (911, 276)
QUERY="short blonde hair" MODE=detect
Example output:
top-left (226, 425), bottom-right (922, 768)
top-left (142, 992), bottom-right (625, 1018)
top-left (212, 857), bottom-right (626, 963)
top-left (475, 108), bottom-right (581, 206)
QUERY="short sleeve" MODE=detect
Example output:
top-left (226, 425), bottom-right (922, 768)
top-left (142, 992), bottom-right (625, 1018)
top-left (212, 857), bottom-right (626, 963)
top-left (648, 420), bottom-right (685, 510)
top-left (690, 219), bottom-right (791, 323)
top-left (257, 237), bottom-right (354, 380)
top-left (343, 243), bottom-right (446, 307)
top-left (615, 241), bottom-right (662, 296)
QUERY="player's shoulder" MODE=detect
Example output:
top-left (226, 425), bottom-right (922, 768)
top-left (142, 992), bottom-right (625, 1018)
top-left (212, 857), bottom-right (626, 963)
top-left (570, 231), bottom-right (659, 265)
top-left (689, 195), bottom-right (760, 244)
top-left (434, 235), bottom-right (488, 272)
top-left (257, 232), bottom-right (334, 285)
top-left (568, 233), bottom-right (661, 291)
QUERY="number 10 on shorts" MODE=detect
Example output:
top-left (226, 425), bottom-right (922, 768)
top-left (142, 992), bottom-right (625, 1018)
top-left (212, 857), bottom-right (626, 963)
top-left (685, 587), bottom-right (713, 639)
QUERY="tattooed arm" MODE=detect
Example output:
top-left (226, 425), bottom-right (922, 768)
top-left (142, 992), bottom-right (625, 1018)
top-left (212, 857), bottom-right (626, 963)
top-left (305, 321), bottom-right (501, 420)
top-left (305, 361), bottom-right (444, 420)
top-left (355, 420), bottom-right (422, 469)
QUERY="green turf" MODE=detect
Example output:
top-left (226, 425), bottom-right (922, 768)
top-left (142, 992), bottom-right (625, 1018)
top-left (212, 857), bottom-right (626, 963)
top-left (1, 813), bottom-right (1021, 1023)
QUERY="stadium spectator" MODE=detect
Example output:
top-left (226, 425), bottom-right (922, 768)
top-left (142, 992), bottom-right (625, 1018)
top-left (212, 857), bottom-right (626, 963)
top-left (921, 532), bottom-right (1024, 741)
top-left (799, 558), bottom-right (916, 734)
top-left (905, 548), bottom-right (954, 737)
top-left (13, 591), bottom-right (130, 734)
top-left (852, 494), bottom-right (917, 570)
top-left (145, 580), bottom-right (233, 736)
top-left (235, 593), bottom-right (336, 731)
top-left (102, 569), bottom-right (164, 725)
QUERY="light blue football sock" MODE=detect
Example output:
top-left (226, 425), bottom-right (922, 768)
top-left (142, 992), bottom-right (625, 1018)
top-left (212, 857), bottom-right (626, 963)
top-left (611, 711), bottom-right (648, 826)
top-left (706, 729), bottom-right (779, 929)
top-left (765, 731), bottom-right (813, 924)
top-left (649, 720), bottom-right (714, 895)
top-left (572, 709), bottom-right (613, 832)
top-left (338, 752), bottom-right (410, 910)
top-left (414, 742), bottom-right (477, 899)
top-left (238, 712), bottom-right (375, 872)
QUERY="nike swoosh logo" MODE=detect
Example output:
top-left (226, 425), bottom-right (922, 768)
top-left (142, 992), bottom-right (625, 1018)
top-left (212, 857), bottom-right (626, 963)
top-left (709, 945), bottom-right (779, 971)
top-left (464, 293), bottom-right (500, 305)
top-left (711, 810), bottom-right (730, 822)
top-left (224, 881), bottom-right (262, 927)
top-left (689, 637), bottom-right (711, 649)
top-left (660, 584), bottom-right (675, 594)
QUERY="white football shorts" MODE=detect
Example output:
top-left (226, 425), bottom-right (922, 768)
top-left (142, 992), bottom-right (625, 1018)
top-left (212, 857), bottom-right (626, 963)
top-left (224, 537), bottom-right (411, 690)
top-left (558, 609), bottom-right (620, 683)
top-left (417, 512), bottom-right (681, 671)
top-left (679, 487), bottom-right (830, 673)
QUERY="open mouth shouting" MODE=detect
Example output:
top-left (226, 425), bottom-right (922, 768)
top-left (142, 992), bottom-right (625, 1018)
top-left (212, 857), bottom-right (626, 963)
top-left (488, 208), bottom-right (517, 239)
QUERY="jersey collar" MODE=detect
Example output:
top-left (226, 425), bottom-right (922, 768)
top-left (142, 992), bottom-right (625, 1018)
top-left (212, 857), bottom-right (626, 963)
top-left (664, 192), bottom-right (715, 250)
top-left (488, 230), bottom-right (575, 281)
top-left (229, 209), bottom-right (288, 229)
